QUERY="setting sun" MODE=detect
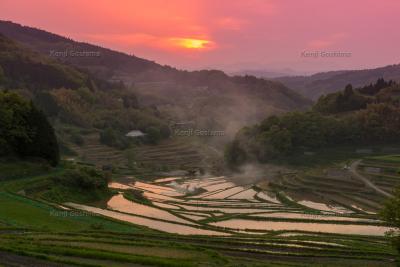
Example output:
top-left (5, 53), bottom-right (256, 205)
top-left (170, 38), bottom-right (213, 49)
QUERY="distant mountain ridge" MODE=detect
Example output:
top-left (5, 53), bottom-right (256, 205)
top-left (0, 20), bottom-right (311, 136)
top-left (275, 64), bottom-right (400, 100)
top-left (230, 68), bottom-right (305, 79)
top-left (0, 20), bottom-right (160, 77)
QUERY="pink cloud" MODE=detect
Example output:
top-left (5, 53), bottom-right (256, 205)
top-left (308, 33), bottom-right (348, 49)
top-left (1, 0), bottom-right (399, 71)
top-left (216, 17), bottom-right (247, 31)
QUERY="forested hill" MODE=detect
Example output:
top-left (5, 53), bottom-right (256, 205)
top-left (0, 33), bottom-right (171, 148)
top-left (225, 79), bottom-right (400, 166)
top-left (0, 20), bottom-right (311, 135)
top-left (0, 20), bottom-right (160, 79)
top-left (0, 33), bottom-right (89, 90)
top-left (276, 64), bottom-right (400, 100)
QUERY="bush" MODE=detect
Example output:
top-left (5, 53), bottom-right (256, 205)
top-left (58, 142), bottom-right (78, 156)
top-left (145, 126), bottom-right (162, 144)
top-left (381, 187), bottom-right (400, 254)
top-left (99, 128), bottom-right (117, 146)
top-left (124, 189), bottom-right (151, 205)
top-left (99, 128), bottom-right (130, 149)
top-left (70, 133), bottom-right (85, 146)
top-left (54, 167), bottom-right (110, 190)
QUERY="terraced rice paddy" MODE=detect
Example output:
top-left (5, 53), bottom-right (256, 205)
top-left (1, 159), bottom-right (399, 266)
top-left (68, 134), bottom-right (212, 173)
top-left (210, 219), bottom-right (390, 236)
top-left (1, 230), bottom-right (397, 266)
top-left (358, 155), bottom-right (400, 197)
top-left (133, 138), bottom-right (211, 169)
top-left (65, 202), bottom-right (228, 236)
top-left (67, 175), bottom-right (391, 237)
top-left (271, 161), bottom-right (392, 214)
top-left (297, 200), bottom-right (353, 214)
top-left (249, 212), bottom-right (377, 222)
top-left (69, 133), bottom-right (127, 167)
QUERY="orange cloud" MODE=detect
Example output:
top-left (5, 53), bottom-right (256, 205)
top-left (84, 33), bottom-right (215, 52)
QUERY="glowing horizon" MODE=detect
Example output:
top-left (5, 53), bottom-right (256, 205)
top-left (1, 0), bottom-right (400, 72)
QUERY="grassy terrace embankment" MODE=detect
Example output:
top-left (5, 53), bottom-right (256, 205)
top-left (66, 132), bottom-right (215, 177)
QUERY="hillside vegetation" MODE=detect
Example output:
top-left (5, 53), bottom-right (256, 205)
top-left (0, 33), bottom-right (88, 90)
top-left (0, 33), bottom-right (171, 157)
top-left (0, 20), bottom-right (311, 136)
top-left (0, 91), bottom-right (59, 165)
top-left (226, 79), bottom-right (400, 166)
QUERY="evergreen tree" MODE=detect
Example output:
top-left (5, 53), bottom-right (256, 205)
top-left (0, 91), bottom-right (59, 165)
top-left (25, 103), bottom-right (60, 166)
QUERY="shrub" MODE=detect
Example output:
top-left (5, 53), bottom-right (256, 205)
top-left (70, 133), bottom-right (84, 146)
top-left (99, 128), bottom-right (130, 149)
top-left (145, 126), bottom-right (161, 145)
top-left (381, 187), bottom-right (400, 254)
top-left (54, 167), bottom-right (110, 190)
top-left (99, 128), bottom-right (117, 147)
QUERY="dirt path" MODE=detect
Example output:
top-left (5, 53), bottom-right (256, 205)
top-left (350, 160), bottom-right (393, 198)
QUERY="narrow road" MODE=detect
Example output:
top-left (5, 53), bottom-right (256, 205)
top-left (350, 160), bottom-right (393, 198)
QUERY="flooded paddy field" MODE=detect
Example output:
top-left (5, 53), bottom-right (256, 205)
top-left (4, 162), bottom-right (397, 266)
top-left (66, 173), bottom-right (391, 239)
top-left (210, 219), bottom-right (391, 236)
top-left (271, 164), bottom-right (390, 214)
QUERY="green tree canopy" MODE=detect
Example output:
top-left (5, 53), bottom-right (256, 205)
top-left (145, 126), bottom-right (162, 145)
top-left (0, 91), bottom-right (59, 165)
top-left (381, 187), bottom-right (400, 253)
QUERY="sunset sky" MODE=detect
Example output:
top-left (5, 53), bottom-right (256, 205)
top-left (1, 0), bottom-right (400, 73)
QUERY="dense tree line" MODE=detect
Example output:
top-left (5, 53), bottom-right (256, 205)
top-left (53, 167), bottom-right (110, 190)
top-left (0, 91), bottom-right (59, 165)
top-left (313, 84), bottom-right (369, 114)
top-left (313, 79), bottom-right (397, 114)
top-left (358, 78), bottom-right (395, 95)
top-left (225, 80), bottom-right (400, 166)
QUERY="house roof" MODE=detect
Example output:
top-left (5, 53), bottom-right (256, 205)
top-left (126, 130), bottom-right (146, 137)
